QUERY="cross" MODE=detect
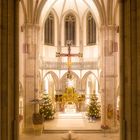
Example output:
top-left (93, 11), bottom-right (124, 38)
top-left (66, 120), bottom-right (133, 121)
top-left (56, 40), bottom-right (83, 79)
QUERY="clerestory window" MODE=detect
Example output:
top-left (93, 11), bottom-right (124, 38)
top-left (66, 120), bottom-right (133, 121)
top-left (65, 13), bottom-right (76, 45)
top-left (44, 12), bottom-right (54, 45)
top-left (87, 12), bottom-right (96, 45)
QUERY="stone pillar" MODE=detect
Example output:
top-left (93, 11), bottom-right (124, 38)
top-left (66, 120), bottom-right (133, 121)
top-left (23, 23), bottom-right (40, 132)
top-left (0, 0), bottom-right (19, 140)
top-left (100, 25), bottom-right (119, 128)
top-left (119, 0), bottom-right (139, 140)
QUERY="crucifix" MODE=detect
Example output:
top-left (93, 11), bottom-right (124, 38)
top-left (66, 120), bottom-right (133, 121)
top-left (56, 40), bottom-right (83, 79)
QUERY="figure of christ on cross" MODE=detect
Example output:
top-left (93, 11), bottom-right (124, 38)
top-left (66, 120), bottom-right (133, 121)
top-left (56, 40), bottom-right (83, 79)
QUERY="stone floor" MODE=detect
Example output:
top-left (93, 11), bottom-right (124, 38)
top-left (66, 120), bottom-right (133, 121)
top-left (20, 132), bottom-right (119, 140)
top-left (20, 112), bottom-right (120, 140)
top-left (44, 112), bottom-right (102, 131)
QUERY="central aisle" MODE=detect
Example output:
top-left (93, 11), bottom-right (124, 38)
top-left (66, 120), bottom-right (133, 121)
top-left (43, 112), bottom-right (101, 131)
top-left (56, 112), bottom-right (84, 119)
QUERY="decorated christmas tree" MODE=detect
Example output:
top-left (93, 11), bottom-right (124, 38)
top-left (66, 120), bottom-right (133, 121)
top-left (39, 94), bottom-right (55, 120)
top-left (87, 94), bottom-right (101, 119)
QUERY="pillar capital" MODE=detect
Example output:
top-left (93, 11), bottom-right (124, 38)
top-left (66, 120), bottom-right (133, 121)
top-left (100, 24), bottom-right (119, 32)
top-left (21, 23), bottom-right (40, 32)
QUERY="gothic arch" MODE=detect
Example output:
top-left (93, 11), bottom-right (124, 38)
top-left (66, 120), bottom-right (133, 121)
top-left (42, 8), bottom-right (59, 27)
top-left (107, 0), bottom-right (113, 24)
top-left (81, 71), bottom-right (100, 91)
top-left (37, 0), bottom-right (102, 25)
top-left (40, 9), bottom-right (59, 46)
top-left (20, 0), bottom-right (27, 22)
top-left (61, 10), bottom-right (80, 46)
top-left (81, 0), bottom-right (104, 25)
top-left (60, 71), bottom-right (81, 90)
top-left (82, 9), bottom-right (99, 46)
top-left (36, 0), bottom-right (57, 24)
top-left (43, 71), bottom-right (59, 89)
top-left (35, 0), bottom-right (47, 23)
top-left (44, 12), bottom-right (55, 45)
top-left (82, 9), bottom-right (99, 27)
top-left (61, 10), bottom-right (80, 27)
top-left (113, 0), bottom-right (119, 25)
top-left (92, 0), bottom-right (105, 24)
top-left (64, 12), bottom-right (76, 45)
top-left (86, 11), bottom-right (97, 45)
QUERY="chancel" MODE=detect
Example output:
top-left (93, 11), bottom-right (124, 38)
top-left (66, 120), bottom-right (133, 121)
top-left (56, 40), bottom-right (83, 113)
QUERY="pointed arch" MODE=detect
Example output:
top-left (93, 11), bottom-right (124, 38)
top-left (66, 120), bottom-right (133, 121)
top-left (91, 0), bottom-right (106, 24)
top-left (36, 0), bottom-right (58, 24)
top-left (60, 71), bottom-right (81, 90)
top-left (34, 0), bottom-right (48, 23)
top-left (113, 0), bottom-right (119, 25)
top-left (61, 71), bottom-right (80, 81)
top-left (20, 0), bottom-right (27, 22)
top-left (81, 71), bottom-right (100, 91)
top-left (33, 0), bottom-right (40, 24)
top-left (107, 0), bottom-right (113, 24)
top-left (36, 0), bottom-right (102, 25)
top-left (43, 71), bottom-right (59, 89)
top-left (44, 12), bottom-right (55, 45)
top-left (61, 10), bottom-right (80, 46)
top-left (64, 13), bottom-right (76, 45)
top-left (86, 11), bottom-right (96, 45)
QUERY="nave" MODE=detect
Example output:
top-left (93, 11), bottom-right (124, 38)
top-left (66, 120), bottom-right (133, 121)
top-left (18, 0), bottom-right (120, 139)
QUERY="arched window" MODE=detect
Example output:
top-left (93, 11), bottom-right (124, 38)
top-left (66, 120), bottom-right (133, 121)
top-left (65, 13), bottom-right (76, 45)
top-left (87, 12), bottom-right (96, 45)
top-left (44, 12), bottom-right (54, 45)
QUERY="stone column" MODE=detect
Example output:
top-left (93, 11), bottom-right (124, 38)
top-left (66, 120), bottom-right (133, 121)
top-left (23, 23), bottom-right (40, 132)
top-left (0, 0), bottom-right (19, 140)
top-left (120, 0), bottom-right (139, 140)
top-left (100, 25), bottom-right (119, 128)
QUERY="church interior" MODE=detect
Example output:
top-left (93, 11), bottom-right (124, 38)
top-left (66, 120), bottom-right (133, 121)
top-left (18, 0), bottom-right (120, 139)
top-left (1, 0), bottom-right (140, 140)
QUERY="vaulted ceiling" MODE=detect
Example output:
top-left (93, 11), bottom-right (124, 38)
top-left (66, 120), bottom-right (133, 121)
top-left (40, 0), bottom-right (100, 25)
top-left (20, 0), bottom-right (119, 26)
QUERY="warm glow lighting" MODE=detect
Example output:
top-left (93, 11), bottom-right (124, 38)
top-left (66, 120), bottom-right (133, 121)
top-left (40, 0), bottom-right (100, 25)
top-left (67, 79), bottom-right (74, 87)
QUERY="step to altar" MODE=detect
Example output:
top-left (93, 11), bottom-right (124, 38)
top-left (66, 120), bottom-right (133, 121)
top-left (55, 112), bottom-right (85, 119)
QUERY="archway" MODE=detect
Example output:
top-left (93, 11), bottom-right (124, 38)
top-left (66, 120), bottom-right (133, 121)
top-left (60, 71), bottom-right (80, 92)
top-left (42, 71), bottom-right (59, 103)
top-left (43, 71), bottom-right (59, 90)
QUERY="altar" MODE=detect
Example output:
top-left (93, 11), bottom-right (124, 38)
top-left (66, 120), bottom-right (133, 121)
top-left (64, 102), bottom-right (76, 113)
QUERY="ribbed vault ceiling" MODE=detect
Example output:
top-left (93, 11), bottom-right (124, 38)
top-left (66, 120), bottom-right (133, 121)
top-left (40, 0), bottom-right (100, 25)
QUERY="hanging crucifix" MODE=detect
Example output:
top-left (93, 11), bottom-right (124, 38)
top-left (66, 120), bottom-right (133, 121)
top-left (56, 40), bottom-right (83, 79)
